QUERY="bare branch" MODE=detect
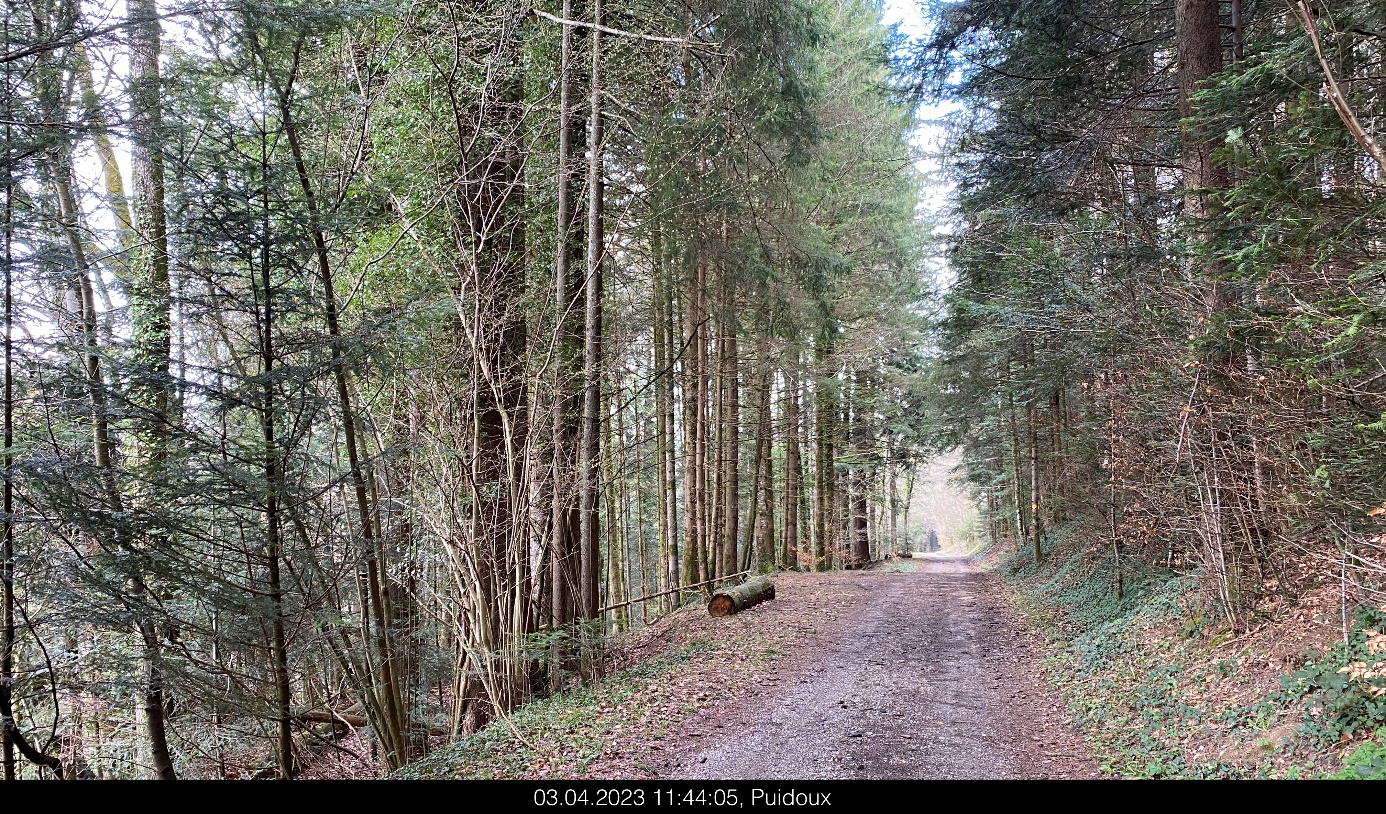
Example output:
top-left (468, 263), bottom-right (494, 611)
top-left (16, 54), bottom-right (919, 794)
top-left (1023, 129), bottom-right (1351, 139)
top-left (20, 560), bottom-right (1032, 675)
top-left (1295, 0), bottom-right (1386, 174)
top-left (530, 8), bottom-right (715, 46)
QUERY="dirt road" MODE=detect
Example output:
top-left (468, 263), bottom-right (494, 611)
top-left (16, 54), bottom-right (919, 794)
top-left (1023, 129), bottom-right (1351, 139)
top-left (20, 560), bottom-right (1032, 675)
top-left (668, 556), bottom-right (1098, 779)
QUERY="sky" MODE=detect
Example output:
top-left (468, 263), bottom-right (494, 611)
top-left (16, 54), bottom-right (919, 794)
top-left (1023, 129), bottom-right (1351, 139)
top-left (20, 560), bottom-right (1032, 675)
top-left (879, 0), bottom-right (962, 289)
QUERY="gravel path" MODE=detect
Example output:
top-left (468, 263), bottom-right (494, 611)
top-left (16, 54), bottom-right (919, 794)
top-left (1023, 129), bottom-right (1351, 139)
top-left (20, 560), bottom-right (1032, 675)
top-left (670, 556), bottom-right (1097, 780)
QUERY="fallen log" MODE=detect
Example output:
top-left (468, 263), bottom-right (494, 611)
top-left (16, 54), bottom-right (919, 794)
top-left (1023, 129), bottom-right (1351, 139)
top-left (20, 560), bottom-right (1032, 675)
top-left (295, 708), bottom-right (448, 737)
top-left (296, 709), bottom-right (368, 728)
top-left (708, 577), bottom-right (775, 617)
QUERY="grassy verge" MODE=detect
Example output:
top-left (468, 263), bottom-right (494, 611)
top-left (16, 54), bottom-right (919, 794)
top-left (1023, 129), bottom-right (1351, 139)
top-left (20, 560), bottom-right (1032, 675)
top-left (988, 523), bottom-right (1386, 779)
top-left (397, 643), bottom-right (710, 779)
top-left (397, 621), bottom-right (787, 779)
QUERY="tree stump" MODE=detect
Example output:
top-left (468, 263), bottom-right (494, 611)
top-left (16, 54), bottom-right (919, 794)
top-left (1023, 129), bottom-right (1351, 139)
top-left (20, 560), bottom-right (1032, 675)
top-left (708, 577), bottom-right (776, 617)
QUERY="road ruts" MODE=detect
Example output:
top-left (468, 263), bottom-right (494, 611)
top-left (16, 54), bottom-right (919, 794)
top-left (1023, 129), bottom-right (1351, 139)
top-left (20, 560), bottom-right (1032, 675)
top-left (671, 556), bottom-right (1081, 779)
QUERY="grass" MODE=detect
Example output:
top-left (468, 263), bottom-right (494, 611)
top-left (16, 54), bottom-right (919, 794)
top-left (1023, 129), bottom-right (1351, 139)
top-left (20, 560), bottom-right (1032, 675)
top-left (397, 641), bottom-right (717, 779)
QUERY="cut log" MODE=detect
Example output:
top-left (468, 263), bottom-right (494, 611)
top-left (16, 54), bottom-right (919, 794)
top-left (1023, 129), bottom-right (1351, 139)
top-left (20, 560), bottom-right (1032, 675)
top-left (895, 551), bottom-right (913, 559)
top-left (708, 577), bottom-right (775, 617)
top-left (296, 709), bottom-right (368, 728)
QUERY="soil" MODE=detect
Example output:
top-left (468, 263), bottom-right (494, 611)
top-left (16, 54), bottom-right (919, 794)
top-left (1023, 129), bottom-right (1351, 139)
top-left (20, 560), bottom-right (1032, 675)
top-left (651, 555), bottom-right (1099, 779)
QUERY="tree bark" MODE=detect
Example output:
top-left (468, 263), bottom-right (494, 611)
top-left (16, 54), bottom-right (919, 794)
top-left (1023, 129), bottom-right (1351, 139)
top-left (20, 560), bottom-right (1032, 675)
top-left (128, 0), bottom-right (178, 780)
top-left (550, 0), bottom-right (583, 636)
top-left (708, 577), bottom-right (775, 617)
top-left (653, 232), bottom-right (679, 611)
top-left (813, 341), bottom-right (834, 572)
top-left (2, 82), bottom-right (14, 780)
top-left (579, 0), bottom-right (605, 620)
top-left (719, 277), bottom-right (739, 581)
top-left (1028, 399), bottom-right (1042, 563)
top-left (782, 361), bottom-right (802, 570)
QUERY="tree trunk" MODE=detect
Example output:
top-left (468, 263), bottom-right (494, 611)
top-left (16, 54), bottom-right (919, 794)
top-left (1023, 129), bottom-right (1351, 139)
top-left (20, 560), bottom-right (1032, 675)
top-left (2, 92), bottom-right (14, 780)
top-left (693, 240), bottom-right (711, 589)
top-left (1029, 399), bottom-right (1042, 563)
top-left (719, 285), bottom-right (739, 581)
top-left (813, 340), bottom-right (834, 571)
top-left (782, 361), bottom-right (802, 570)
top-left (550, 0), bottom-right (583, 637)
top-left (579, 0), bottom-right (605, 620)
top-left (653, 234), bottom-right (679, 612)
top-left (753, 343), bottom-right (774, 573)
top-left (601, 383), bottom-right (626, 632)
top-left (128, 0), bottom-right (179, 780)
top-left (1175, 0), bottom-right (1227, 226)
top-left (1007, 393), bottom-right (1027, 549)
top-left (848, 373), bottom-right (869, 568)
top-left (681, 245), bottom-right (702, 589)
top-left (902, 466), bottom-right (914, 549)
top-left (888, 461), bottom-right (898, 552)
top-left (708, 577), bottom-right (776, 617)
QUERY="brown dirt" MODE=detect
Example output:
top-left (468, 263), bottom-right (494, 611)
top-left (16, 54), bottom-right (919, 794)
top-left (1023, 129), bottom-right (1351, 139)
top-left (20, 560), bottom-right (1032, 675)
top-left (603, 556), bottom-right (1099, 779)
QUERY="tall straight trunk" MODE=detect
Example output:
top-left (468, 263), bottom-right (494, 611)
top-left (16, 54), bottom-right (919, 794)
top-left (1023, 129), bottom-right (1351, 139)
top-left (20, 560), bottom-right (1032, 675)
top-left (740, 341), bottom-right (762, 572)
top-left (719, 306), bottom-right (739, 580)
top-left (653, 260), bottom-right (669, 604)
top-left (633, 419), bottom-right (648, 624)
top-left (747, 339), bottom-right (774, 573)
top-left (813, 342), bottom-right (834, 572)
top-left (653, 241), bottom-right (679, 610)
top-left (579, 0), bottom-right (605, 619)
top-left (680, 248), bottom-right (701, 588)
top-left (693, 244), bottom-right (711, 588)
top-left (452, 8), bottom-right (531, 728)
top-left (888, 461), bottom-right (898, 550)
top-left (1174, 0), bottom-right (1234, 313)
top-left (128, 0), bottom-right (178, 779)
top-left (256, 191), bottom-right (293, 780)
top-left (1028, 400), bottom-right (1042, 562)
top-left (550, 0), bottom-right (583, 633)
top-left (782, 361), bottom-right (801, 569)
top-left (1178, 0), bottom-right (1239, 617)
top-left (607, 388), bottom-right (629, 629)
top-left (129, 0), bottom-right (173, 444)
top-left (1007, 394), bottom-right (1027, 548)
top-left (2, 82), bottom-right (13, 780)
top-left (710, 331), bottom-right (724, 581)
top-left (847, 377), bottom-right (868, 567)
top-left (601, 384), bottom-right (626, 632)
top-left (902, 466), bottom-right (914, 548)
top-left (1175, 0), bottom-right (1227, 226)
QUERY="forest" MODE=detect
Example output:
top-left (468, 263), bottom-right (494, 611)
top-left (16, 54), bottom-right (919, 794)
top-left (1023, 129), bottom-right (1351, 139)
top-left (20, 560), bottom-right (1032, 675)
top-left (1, 0), bottom-right (928, 779)
top-left (4, 0), bottom-right (1386, 782)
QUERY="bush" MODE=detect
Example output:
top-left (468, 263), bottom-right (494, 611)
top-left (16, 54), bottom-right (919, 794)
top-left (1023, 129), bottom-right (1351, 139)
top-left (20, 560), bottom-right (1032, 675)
top-left (1278, 606), bottom-right (1386, 744)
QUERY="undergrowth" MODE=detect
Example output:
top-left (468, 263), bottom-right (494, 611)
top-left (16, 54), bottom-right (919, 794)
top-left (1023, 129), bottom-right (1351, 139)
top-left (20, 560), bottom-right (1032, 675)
top-left (396, 641), bottom-right (718, 779)
top-left (992, 523), bottom-right (1386, 779)
top-left (1276, 606), bottom-right (1386, 753)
